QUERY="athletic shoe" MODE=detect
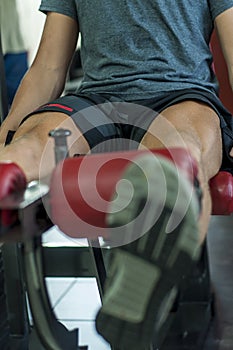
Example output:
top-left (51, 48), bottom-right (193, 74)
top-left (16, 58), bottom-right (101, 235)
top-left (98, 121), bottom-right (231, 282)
top-left (95, 152), bottom-right (200, 349)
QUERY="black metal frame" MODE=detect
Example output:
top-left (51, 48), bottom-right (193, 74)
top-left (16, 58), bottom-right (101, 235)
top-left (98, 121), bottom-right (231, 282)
top-left (0, 183), bottom-right (86, 350)
top-left (160, 242), bottom-right (214, 350)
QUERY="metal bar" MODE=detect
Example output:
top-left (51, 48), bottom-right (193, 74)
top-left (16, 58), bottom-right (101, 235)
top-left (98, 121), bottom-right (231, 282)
top-left (49, 129), bottom-right (71, 164)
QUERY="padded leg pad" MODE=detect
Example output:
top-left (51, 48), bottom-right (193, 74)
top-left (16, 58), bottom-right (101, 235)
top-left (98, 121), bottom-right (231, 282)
top-left (49, 147), bottom-right (198, 239)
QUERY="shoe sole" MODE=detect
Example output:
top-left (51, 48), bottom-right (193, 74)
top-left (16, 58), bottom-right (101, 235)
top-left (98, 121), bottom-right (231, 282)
top-left (96, 153), bottom-right (200, 349)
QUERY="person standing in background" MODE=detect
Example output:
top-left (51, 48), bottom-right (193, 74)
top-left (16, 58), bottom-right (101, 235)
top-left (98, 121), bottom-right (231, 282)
top-left (0, 0), bottom-right (28, 106)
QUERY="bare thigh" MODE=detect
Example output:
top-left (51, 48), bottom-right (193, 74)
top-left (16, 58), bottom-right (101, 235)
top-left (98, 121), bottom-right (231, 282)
top-left (0, 111), bottom-right (90, 181)
top-left (139, 100), bottom-right (222, 180)
top-left (13, 111), bottom-right (90, 154)
top-left (139, 100), bottom-right (223, 242)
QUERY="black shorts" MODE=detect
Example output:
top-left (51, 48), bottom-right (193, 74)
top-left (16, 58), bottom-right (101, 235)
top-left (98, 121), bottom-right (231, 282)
top-left (22, 89), bottom-right (233, 173)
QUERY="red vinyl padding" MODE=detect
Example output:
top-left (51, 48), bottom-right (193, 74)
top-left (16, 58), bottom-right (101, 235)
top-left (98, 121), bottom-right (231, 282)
top-left (0, 163), bottom-right (26, 226)
top-left (210, 171), bottom-right (233, 215)
top-left (0, 163), bottom-right (26, 201)
top-left (209, 31), bottom-right (233, 214)
top-left (49, 148), bottom-right (198, 238)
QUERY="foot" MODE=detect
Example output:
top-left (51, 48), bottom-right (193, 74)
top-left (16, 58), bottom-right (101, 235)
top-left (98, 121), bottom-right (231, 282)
top-left (95, 152), bottom-right (200, 349)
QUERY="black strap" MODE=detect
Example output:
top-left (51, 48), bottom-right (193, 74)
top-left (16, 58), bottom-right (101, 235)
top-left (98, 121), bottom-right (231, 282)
top-left (5, 130), bottom-right (15, 145)
top-left (0, 29), bottom-right (9, 122)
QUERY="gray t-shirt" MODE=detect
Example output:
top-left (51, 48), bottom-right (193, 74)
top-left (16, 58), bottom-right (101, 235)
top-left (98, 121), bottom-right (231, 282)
top-left (39, 0), bottom-right (233, 100)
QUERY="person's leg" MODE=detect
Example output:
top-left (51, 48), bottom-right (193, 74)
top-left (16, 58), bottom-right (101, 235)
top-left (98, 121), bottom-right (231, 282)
top-left (0, 111), bottom-right (90, 182)
top-left (0, 93), bottom-right (126, 183)
top-left (96, 100), bottom-right (222, 348)
top-left (138, 100), bottom-right (222, 242)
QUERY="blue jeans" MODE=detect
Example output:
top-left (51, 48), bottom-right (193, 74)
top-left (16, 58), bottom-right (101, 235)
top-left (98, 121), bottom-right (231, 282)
top-left (4, 52), bottom-right (28, 105)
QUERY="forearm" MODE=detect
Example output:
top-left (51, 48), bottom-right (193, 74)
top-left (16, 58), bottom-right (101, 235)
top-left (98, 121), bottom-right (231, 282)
top-left (0, 11), bottom-right (79, 145)
top-left (0, 64), bottom-right (66, 144)
top-left (214, 7), bottom-right (233, 91)
top-left (219, 41), bottom-right (233, 91)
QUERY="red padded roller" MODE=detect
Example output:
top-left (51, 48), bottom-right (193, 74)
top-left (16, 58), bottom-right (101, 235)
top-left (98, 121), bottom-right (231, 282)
top-left (210, 171), bottom-right (233, 215)
top-left (209, 31), bottom-right (233, 214)
top-left (49, 147), bottom-right (197, 239)
top-left (0, 163), bottom-right (26, 226)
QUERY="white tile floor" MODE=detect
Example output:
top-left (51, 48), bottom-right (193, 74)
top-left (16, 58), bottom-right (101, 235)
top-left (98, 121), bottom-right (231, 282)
top-left (42, 227), bottom-right (111, 350)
